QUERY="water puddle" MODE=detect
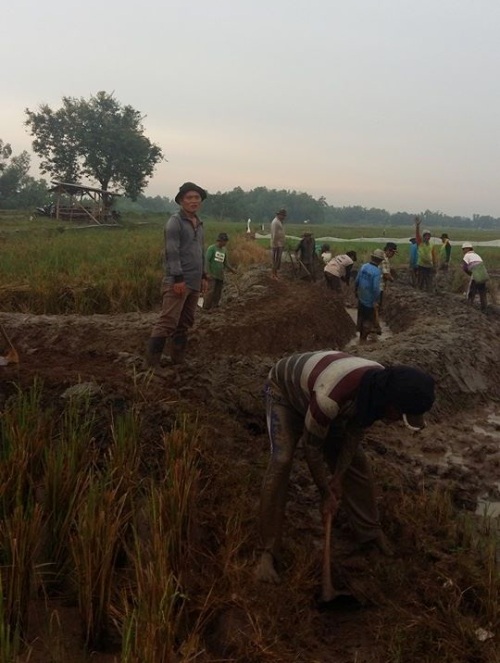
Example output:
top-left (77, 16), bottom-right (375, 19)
top-left (472, 425), bottom-right (500, 441)
top-left (345, 307), bottom-right (392, 347)
top-left (403, 407), bottom-right (500, 520)
top-left (475, 498), bottom-right (500, 518)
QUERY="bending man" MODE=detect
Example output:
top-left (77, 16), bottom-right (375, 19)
top-left (255, 350), bottom-right (435, 583)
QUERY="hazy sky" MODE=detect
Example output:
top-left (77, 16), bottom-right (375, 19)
top-left (4, 0), bottom-right (500, 216)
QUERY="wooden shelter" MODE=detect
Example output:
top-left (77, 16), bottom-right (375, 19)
top-left (49, 181), bottom-right (121, 224)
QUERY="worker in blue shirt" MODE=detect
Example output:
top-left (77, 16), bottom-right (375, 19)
top-left (355, 249), bottom-right (384, 343)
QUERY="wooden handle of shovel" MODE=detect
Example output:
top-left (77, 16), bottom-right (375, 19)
top-left (321, 509), bottom-right (334, 602)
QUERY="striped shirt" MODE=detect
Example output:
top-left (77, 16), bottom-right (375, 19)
top-left (269, 351), bottom-right (384, 439)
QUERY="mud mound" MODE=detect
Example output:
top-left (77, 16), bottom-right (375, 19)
top-left (196, 269), bottom-right (356, 357)
top-left (356, 284), bottom-right (500, 417)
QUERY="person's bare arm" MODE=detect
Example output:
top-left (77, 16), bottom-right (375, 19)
top-left (415, 216), bottom-right (422, 245)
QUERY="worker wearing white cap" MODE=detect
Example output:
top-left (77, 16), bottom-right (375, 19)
top-left (461, 242), bottom-right (489, 311)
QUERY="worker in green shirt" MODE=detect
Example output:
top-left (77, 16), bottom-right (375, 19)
top-left (415, 216), bottom-right (436, 292)
top-left (203, 232), bottom-right (237, 310)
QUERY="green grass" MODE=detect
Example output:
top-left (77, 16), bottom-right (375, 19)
top-left (0, 213), bottom-right (499, 315)
top-left (0, 383), bottom-right (203, 659)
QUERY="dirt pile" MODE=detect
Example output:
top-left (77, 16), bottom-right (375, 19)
top-left (1, 266), bottom-right (499, 505)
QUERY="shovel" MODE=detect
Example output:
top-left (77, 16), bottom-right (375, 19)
top-left (297, 258), bottom-right (313, 280)
top-left (317, 507), bottom-right (361, 611)
top-left (373, 304), bottom-right (382, 335)
top-left (321, 508), bottom-right (335, 602)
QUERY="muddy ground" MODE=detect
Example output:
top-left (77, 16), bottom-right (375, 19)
top-left (0, 263), bottom-right (499, 661)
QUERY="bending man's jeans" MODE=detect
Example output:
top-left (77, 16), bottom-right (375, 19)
top-left (259, 381), bottom-right (383, 559)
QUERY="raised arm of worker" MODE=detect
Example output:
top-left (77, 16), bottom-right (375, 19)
top-left (415, 216), bottom-right (422, 245)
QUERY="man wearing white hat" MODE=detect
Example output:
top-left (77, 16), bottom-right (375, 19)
top-left (461, 242), bottom-right (489, 311)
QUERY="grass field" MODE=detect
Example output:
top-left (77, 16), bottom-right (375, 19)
top-left (1, 211), bottom-right (499, 314)
top-left (0, 209), bottom-right (499, 661)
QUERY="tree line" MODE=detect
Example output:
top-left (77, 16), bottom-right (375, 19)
top-left (117, 188), bottom-right (500, 230)
top-left (1, 90), bottom-right (499, 229)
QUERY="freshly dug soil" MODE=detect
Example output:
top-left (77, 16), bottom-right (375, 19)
top-left (1, 263), bottom-right (499, 662)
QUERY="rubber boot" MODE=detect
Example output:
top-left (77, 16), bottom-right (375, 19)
top-left (145, 336), bottom-right (166, 368)
top-left (170, 335), bottom-right (187, 365)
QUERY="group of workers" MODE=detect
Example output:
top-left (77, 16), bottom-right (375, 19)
top-left (270, 210), bottom-right (491, 333)
top-left (409, 216), bottom-right (451, 291)
top-left (271, 213), bottom-right (396, 343)
top-left (409, 216), bottom-right (489, 310)
top-left (146, 186), bottom-right (437, 601)
top-left (262, 221), bottom-right (437, 590)
top-left (262, 227), bottom-right (440, 601)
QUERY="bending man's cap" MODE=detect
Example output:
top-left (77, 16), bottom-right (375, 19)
top-left (175, 182), bottom-right (207, 204)
top-left (356, 365), bottom-right (435, 429)
top-left (387, 366), bottom-right (435, 430)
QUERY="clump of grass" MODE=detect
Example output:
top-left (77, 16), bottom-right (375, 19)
top-left (41, 394), bottom-right (97, 584)
top-left (0, 576), bottom-right (22, 662)
top-left (108, 410), bottom-right (141, 482)
top-left (0, 382), bottom-right (51, 649)
top-left (373, 486), bottom-right (500, 663)
top-left (0, 228), bottom-right (163, 314)
top-left (229, 235), bottom-right (268, 268)
top-left (153, 418), bottom-right (202, 575)
top-left (0, 381), bottom-right (52, 511)
top-left (117, 418), bottom-right (203, 661)
top-left (68, 472), bottom-right (131, 650)
top-left (119, 486), bottom-right (184, 663)
top-left (0, 502), bottom-right (44, 641)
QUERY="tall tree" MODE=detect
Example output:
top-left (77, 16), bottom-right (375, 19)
top-left (25, 92), bottom-right (164, 200)
top-left (0, 140), bottom-right (13, 171)
top-left (0, 140), bottom-right (32, 204)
